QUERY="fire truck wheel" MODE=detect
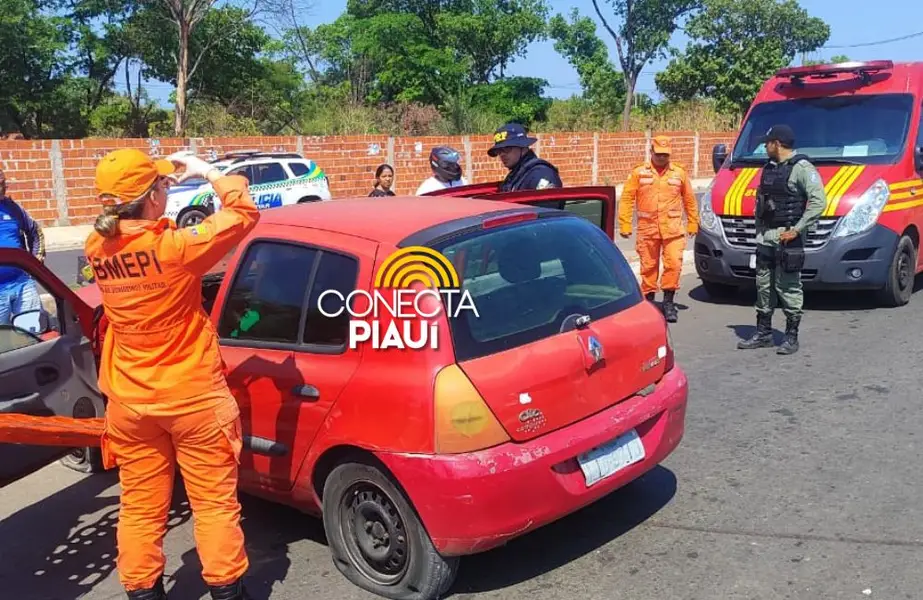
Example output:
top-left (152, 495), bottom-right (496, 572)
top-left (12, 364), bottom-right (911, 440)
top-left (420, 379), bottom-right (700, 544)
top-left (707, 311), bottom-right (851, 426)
top-left (59, 396), bottom-right (105, 474)
top-left (877, 234), bottom-right (916, 307)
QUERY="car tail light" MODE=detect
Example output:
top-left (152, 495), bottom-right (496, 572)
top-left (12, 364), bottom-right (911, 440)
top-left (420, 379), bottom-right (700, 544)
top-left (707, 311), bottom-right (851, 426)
top-left (482, 212), bottom-right (537, 229)
top-left (433, 364), bottom-right (510, 454)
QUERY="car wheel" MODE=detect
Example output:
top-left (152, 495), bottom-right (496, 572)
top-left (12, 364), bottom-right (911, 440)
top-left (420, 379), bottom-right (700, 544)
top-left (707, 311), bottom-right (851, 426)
top-left (702, 280), bottom-right (738, 300)
top-left (177, 207), bottom-right (209, 228)
top-left (297, 196), bottom-right (321, 203)
top-left (877, 234), bottom-right (916, 307)
top-left (59, 396), bottom-right (105, 474)
top-left (322, 460), bottom-right (460, 600)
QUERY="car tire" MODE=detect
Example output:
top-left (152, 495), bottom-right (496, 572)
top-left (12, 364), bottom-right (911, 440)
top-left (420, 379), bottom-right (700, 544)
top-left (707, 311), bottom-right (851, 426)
top-left (59, 396), bottom-right (105, 474)
top-left (702, 280), bottom-right (738, 300)
top-left (877, 234), bottom-right (916, 307)
top-left (322, 459), bottom-right (460, 600)
top-left (297, 196), bottom-right (321, 203)
top-left (177, 207), bottom-right (210, 228)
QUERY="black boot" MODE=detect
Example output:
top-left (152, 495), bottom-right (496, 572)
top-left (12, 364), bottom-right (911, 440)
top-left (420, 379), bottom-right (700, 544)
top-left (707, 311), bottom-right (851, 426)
top-left (777, 316), bottom-right (800, 355)
top-left (737, 313), bottom-right (774, 349)
top-left (126, 577), bottom-right (166, 600)
top-left (209, 579), bottom-right (253, 600)
top-left (662, 290), bottom-right (678, 323)
top-left (645, 292), bottom-right (656, 303)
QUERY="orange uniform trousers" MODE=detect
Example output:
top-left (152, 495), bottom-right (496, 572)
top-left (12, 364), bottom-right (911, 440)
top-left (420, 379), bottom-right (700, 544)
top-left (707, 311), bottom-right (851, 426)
top-left (618, 162), bottom-right (699, 296)
top-left (101, 389), bottom-right (247, 591)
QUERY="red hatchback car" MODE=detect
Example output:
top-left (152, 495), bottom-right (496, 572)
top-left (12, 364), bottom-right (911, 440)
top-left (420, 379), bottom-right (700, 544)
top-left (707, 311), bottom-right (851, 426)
top-left (0, 185), bottom-right (688, 600)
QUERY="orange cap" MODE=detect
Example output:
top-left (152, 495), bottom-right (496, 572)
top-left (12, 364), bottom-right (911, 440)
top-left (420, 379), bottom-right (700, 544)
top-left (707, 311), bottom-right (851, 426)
top-left (652, 135), bottom-right (672, 155)
top-left (95, 148), bottom-right (175, 206)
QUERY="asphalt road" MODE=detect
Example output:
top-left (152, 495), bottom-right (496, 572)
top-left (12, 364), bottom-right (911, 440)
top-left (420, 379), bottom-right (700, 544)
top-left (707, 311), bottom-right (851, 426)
top-left (3, 272), bottom-right (922, 600)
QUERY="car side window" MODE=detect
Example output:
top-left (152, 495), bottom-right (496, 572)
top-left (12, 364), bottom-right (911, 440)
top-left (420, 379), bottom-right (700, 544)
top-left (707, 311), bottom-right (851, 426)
top-left (288, 162), bottom-right (310, 177)
top-left (227, 165), bottom-right (254, 182)
top-left (217, 242), bottom-right (319, 344)
top-left (302, 251), bottom-right (359, 347)
top-left (562, 198), bottom-right (605, 231)
top-left (251, 162), bottom-right (289, 185)
top-left (0, 266), bottom-right (64, 355)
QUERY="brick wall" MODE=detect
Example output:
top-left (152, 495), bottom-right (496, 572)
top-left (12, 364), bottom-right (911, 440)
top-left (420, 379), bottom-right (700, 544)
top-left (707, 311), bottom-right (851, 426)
top-left (0, 130), bottom-right (737, 226)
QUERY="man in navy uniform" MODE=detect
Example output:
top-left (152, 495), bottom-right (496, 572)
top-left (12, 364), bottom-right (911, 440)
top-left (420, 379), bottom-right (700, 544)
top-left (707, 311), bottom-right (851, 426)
top-left (488, 122), bottom-right (563, 192)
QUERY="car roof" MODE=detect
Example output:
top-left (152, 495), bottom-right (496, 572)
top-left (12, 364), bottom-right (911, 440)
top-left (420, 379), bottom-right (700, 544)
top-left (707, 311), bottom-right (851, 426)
top-left (257, 195), bottom-right (534, 245)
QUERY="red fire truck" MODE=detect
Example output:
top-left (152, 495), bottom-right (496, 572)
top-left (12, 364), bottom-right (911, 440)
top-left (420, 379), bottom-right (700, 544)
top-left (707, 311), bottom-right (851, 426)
top-left (695, 60), bottom-right (923, 306)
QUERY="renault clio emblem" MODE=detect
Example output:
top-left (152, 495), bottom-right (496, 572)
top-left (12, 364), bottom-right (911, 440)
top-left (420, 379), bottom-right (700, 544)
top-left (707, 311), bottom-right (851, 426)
top-left (588, 336), bottom-right (604, 363)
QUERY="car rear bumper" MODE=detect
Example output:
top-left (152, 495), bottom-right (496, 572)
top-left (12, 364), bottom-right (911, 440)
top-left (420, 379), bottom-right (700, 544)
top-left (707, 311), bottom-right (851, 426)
top-left (375, 365), bottom-right (688, 556)
top-left (693, 224), bottom-right (898, 290)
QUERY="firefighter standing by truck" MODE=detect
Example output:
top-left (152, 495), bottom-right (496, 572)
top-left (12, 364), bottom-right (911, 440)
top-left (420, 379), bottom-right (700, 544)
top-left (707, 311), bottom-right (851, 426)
top-left (736, 125), bottom-right (827, 355)
top-left (618, 135), bottom-right (699, 323)
top-left (86, 148), bottom-right (260, 600)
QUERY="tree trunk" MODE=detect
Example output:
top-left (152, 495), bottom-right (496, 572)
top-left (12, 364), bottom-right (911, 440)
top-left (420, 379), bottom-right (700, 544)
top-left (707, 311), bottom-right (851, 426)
top-left (621, 72), bottom-right (636, 131)
top-left (174, 23), bottom-right (190, 137)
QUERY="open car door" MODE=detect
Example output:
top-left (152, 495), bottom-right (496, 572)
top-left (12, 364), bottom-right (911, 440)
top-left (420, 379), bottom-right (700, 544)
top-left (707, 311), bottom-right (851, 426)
top-left (469, 186), bottom-right (616, 239)
top-left (0, 248), bottom-right (105, 488)
top-left (421, 181), bottom-right (503, 197)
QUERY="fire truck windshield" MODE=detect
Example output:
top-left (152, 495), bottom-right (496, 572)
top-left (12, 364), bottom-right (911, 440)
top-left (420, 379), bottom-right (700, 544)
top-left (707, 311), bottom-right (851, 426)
top-left (731, 93), bottom-right (915, 166)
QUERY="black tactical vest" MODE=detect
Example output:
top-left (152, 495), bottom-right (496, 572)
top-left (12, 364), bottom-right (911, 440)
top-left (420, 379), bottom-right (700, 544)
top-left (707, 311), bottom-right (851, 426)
top-left (756, 154), bottom-right (811, 228)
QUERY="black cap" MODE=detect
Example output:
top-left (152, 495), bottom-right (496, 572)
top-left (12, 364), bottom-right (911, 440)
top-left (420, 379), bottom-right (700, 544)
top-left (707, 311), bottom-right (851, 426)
top-left (757, 125), bottom-right (795, 147)
top-left (488, 122), bottom-right (538, 156)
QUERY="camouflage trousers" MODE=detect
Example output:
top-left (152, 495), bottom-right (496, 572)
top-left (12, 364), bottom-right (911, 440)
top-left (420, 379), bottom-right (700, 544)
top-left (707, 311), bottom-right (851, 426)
top-left (755, 262), bottom-right (803, 319)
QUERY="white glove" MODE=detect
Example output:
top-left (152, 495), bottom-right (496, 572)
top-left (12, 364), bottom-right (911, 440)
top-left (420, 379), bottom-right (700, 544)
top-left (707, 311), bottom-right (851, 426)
top-left (166, 151), bottom-right (217, 183)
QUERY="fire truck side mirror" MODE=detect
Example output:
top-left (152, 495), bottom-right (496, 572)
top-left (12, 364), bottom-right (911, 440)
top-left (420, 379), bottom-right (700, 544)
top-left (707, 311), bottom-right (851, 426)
top-left (712, 144), bottom-right (728, 174)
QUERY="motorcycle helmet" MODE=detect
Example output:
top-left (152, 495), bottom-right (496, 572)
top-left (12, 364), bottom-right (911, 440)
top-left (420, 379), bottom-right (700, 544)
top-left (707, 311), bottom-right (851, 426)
top-left (429, 146), bottom-right (463, 182)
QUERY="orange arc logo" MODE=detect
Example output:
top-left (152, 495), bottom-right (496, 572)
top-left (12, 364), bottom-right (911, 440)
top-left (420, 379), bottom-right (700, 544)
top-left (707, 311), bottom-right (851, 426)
top-left (374, 246), bottom-right (461, 290)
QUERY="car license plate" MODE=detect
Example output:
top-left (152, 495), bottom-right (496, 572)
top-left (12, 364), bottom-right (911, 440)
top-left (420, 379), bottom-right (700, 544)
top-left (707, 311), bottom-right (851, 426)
top-left (577, 429), bottom-right (646, 487)
top-left (749, 253), bottom-right (757, 269)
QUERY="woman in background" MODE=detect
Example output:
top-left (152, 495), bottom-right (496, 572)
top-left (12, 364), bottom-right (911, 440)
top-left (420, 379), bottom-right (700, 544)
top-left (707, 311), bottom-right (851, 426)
top-left (369, 163), bottom-right (395, 197)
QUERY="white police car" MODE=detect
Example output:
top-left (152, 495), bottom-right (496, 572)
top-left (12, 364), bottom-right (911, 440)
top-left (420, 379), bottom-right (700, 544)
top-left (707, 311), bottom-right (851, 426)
top-left (165, 151), bottom-right (332, 227)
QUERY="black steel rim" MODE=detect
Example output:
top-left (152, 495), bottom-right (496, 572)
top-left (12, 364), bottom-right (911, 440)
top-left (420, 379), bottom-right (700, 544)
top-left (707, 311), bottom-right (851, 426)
top-left (339, 482), bottom-right (410, 586)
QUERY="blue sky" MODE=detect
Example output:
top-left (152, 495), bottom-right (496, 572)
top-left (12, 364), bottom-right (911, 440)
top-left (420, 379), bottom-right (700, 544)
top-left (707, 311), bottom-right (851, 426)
top-left (137, 0), bottom-right (923, 105)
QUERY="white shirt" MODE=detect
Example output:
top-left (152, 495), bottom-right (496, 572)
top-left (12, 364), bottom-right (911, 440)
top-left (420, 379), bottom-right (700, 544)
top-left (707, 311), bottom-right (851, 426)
top-left (416, 176), bottom-right (468, 195)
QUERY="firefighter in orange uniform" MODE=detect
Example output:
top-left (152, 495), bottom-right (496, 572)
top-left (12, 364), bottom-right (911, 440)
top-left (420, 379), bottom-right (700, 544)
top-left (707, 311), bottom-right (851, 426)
top-left (618, 135), bottom-right (699, 323)
top-left (85, 149), bottom-right (260, 600)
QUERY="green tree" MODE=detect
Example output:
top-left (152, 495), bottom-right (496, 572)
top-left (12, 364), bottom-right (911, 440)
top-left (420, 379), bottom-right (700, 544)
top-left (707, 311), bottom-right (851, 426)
top-left (549, 8), bottom-right (626, 120)
top-left (590, 0), bottom-right (699, 130)
top-left (290, 1), bottom-right (550, 107)
top-left (655, 0), bottom-right (830, 114)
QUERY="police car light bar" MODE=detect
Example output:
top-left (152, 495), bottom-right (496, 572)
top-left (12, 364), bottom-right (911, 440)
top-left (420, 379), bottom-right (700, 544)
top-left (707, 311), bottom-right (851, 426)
top-left (776, 60), bottom-right (893, 84)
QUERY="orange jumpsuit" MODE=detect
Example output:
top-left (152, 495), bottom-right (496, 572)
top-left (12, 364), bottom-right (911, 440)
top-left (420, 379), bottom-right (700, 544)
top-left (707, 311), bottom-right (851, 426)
top-left (85, 174), bottom-right (259, 592)
top-left (618, 162), bottom-right (699, 295)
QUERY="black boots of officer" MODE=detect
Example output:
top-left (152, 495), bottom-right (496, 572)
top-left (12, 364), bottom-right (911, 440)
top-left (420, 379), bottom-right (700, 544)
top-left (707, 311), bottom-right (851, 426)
top-left (646, 291), bottom-right (678, 323)
top-left (777, 316), bottom-right (800, 355)
top-left (126, 577), bottom-right (166, 600)
top-left (737, 313), bottom-right (801, 354)
top-left (662, 290), bottom-right (678, 323)
top-left (209, 579), bottom-right (253, 600)
top-left (737, 313), bottom-right (774, 349)
top-left (125, 577), bottom-right (252, 600)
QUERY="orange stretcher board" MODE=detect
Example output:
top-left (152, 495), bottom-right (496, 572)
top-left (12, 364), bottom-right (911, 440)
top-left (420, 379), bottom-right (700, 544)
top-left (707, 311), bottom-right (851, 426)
top-left (0, 414), bottom-right (104, 447)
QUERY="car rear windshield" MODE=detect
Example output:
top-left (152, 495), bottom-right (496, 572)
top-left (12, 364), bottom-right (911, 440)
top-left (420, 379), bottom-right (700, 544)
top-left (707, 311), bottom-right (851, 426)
top-left (732, 93), bottom-right (914, 165)
top-left (433, 215), bottom-right (642, 362)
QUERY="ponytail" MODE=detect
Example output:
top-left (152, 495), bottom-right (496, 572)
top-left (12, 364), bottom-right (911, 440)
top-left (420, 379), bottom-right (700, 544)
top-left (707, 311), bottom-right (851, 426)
top-left (93, 196), bottom-right (148, 238)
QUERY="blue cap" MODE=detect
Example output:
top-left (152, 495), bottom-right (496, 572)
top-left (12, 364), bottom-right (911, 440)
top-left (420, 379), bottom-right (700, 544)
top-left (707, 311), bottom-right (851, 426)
top-left (488, 123), bottom-right (538, 156)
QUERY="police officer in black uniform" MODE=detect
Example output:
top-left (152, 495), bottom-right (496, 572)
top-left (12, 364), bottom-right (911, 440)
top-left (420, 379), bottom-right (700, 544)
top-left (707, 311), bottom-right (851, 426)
top-left (489, 122), bottom-right (563, 193)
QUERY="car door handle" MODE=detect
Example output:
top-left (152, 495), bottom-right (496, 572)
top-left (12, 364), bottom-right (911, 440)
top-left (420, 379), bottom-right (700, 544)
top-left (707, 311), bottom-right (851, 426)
top-left (35, 366), bottom-right (58, 386)
top-left (292, 384), bottom-right (320, 401)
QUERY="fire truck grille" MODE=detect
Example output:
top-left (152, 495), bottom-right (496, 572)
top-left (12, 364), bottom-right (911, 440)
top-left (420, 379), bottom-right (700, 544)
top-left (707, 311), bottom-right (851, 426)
top-left (719, 216), bottom-right (840, 250)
